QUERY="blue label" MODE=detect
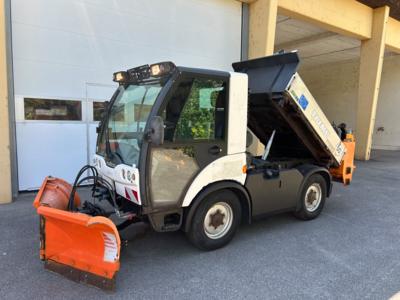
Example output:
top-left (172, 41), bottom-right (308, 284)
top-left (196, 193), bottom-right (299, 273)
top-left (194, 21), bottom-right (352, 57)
top-left (298, 94), bottom-right (309, 110)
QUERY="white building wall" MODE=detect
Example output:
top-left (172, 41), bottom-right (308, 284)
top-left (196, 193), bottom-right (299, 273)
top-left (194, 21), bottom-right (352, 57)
top-left (300, 54), bottom-right (400, 151)
top-left (12, 0), bottom-right (242, 190)
top-left (12, 0), bottom-right (242, 100)
top-left (374, 55), bottom-right (400, 150)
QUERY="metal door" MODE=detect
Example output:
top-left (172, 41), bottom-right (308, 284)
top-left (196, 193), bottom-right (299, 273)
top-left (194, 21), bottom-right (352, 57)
top-left (148, 75), bottom-right (229, 208)
top-left (15, 95), bottom-right (87, 190)
top-left (15, 83), bottom-right (116, 190)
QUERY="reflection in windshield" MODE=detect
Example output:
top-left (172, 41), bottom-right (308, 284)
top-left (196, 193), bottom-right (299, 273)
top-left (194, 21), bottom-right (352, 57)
top-left (97, 83), bottom-right (163, 166)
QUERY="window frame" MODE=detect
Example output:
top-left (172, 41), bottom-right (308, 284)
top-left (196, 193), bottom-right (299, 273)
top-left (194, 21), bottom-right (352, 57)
top-left (23, 97), bottom-right (83, 122)
top-left (158, 72), bottom-right (230, 146)
top-left (92, 100), bottom-right (108, 122)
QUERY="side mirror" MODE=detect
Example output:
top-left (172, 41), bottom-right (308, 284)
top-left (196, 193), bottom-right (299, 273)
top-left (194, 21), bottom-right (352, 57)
top-left (148, 116), bottom-right (164, 146)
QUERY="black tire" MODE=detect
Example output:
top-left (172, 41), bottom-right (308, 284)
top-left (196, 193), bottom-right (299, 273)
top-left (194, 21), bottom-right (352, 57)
top-left (186, 190), bottom-right (241, 251)
top-left (294, 174), bottom-right (327, 220)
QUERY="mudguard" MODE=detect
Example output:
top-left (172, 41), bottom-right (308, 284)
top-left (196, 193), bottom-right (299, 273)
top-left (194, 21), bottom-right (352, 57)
top-left (33, 177), bottom-right (121, 290)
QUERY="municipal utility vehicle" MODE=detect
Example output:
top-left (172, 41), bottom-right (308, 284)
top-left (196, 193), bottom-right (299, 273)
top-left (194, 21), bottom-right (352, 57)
top-left (33, 52), bottom-right (355, 290)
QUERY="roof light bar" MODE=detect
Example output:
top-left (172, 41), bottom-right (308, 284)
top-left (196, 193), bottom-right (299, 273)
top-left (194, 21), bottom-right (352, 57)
top-left (113, 62), bottom-right (176, 84)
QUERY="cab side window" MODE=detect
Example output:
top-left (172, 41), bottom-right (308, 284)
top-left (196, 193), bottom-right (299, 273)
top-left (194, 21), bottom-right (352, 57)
top-left (163, 78), bottom-right (226, 142)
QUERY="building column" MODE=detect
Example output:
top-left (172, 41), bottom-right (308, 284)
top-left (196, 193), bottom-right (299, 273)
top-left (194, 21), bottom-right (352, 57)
top-left (355, 6), bottom-right (389, 160)
top-left (248, 0), bottom-right (278, 59)
top-left (0, 0), bottom-right (12, 203)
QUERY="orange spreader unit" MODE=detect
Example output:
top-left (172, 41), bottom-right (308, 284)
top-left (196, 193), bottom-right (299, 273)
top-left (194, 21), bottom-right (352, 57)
top-left (33, 177), bottom-right (121, 290)
top-left (330, 134), bottom-right (356, 185)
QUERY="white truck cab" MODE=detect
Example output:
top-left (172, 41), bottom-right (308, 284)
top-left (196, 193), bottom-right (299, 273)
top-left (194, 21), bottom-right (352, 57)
top-left (90, 52), bottom-right (354, 248)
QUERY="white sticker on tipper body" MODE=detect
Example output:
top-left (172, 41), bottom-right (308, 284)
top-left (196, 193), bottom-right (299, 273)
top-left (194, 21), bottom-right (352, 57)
top-left (103, 232), bottom-right (118, 262)
top-left (311, 109), bottom-right (329, 139)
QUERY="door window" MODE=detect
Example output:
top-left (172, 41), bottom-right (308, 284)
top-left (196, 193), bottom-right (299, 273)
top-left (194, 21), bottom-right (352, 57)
top-left (163, 78), bottom-right (226, 142)
top-left (150, 146), bottom-right (199, 206)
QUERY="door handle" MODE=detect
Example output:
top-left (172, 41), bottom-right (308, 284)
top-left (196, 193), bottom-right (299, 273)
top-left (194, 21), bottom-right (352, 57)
top-left (208, 145), bottom-right (222, 155)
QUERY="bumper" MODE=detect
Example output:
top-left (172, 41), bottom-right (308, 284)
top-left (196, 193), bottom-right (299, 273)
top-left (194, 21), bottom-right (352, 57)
top-left (93, 154), bottom-right (142, 205)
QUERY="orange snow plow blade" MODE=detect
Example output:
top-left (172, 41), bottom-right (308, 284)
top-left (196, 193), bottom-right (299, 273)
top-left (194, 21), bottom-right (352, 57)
top-left (33, 177), bottom-right (121, 290)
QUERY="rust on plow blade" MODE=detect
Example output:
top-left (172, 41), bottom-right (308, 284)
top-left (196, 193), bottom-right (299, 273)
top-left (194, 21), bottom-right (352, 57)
top-left (33, 177), bottom-right (121, 291)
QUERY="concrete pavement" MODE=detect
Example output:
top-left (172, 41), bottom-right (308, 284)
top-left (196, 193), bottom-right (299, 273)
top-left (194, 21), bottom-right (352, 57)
top-left (1, 150), bottom-right (400, 299)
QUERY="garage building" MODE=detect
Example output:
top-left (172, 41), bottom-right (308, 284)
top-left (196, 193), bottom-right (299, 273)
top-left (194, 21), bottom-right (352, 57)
top-left (1, 0), bottom-right (400, 202)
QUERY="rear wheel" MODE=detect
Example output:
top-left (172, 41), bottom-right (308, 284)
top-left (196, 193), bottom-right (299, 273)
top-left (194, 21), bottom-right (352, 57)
top-left (294, 174), bottom-right (326, 220)
top-left (187, 190), bottom-right (241, 250)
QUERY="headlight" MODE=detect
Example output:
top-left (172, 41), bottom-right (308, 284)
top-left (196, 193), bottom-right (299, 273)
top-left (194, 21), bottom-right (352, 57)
top-left (150, 64), bottom-right (161, 76)
top-left (149, 62), bottom-right (175, 77)
top-left (113, 71), bottom-right (128, 83)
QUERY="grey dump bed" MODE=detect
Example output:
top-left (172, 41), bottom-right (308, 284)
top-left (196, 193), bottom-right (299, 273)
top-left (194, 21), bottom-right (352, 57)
top-left (233, 52), bottom-right (345, 167)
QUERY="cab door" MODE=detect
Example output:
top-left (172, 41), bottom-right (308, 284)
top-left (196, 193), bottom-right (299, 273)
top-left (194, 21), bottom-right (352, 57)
top-left (148, 74), bottom-right (229, 208)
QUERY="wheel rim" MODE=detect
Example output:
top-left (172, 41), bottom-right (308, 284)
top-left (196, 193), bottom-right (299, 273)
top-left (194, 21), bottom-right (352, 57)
top-left (305, 183), bottom-right (322, 212)
top-left (203, 202), bottom-right (233, 239)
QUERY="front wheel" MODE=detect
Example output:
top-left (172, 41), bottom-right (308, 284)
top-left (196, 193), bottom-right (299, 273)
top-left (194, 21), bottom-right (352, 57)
top-left (294, 174), bottom-right (327, 220)
top-left (187, 190), bottom-right (241, 251)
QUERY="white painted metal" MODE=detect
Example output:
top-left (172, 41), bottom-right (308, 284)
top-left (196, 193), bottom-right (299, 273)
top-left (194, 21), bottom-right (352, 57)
top-left (181, 153), bottom-right (247, 207)
top-left (11, 0), bottom-right (242, 190)
top-left (287, 73), bottom-right (346, 165)
top-left (93, 154), bottom-right (141, 205)
top-left (262, 130), bottom-right (276, 160)
top-left (203, 202), bottom-right (234, 239)
top-left (227, 72), bottom-right (248, 155)
top-left (15, 93), bottom-right (89, 190)
top-left (16, 123), bottom-right (87, 190)
top-left (304, 183), bottom-right (322, 212)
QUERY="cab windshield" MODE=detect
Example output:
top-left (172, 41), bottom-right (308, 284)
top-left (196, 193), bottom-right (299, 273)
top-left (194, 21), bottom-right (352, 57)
top-left (97, 82), bottom-right (164, 167)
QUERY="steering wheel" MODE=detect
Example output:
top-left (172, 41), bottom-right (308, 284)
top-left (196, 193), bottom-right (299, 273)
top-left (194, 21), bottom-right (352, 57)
top-left (112, 150), bottom-right (124, 163)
